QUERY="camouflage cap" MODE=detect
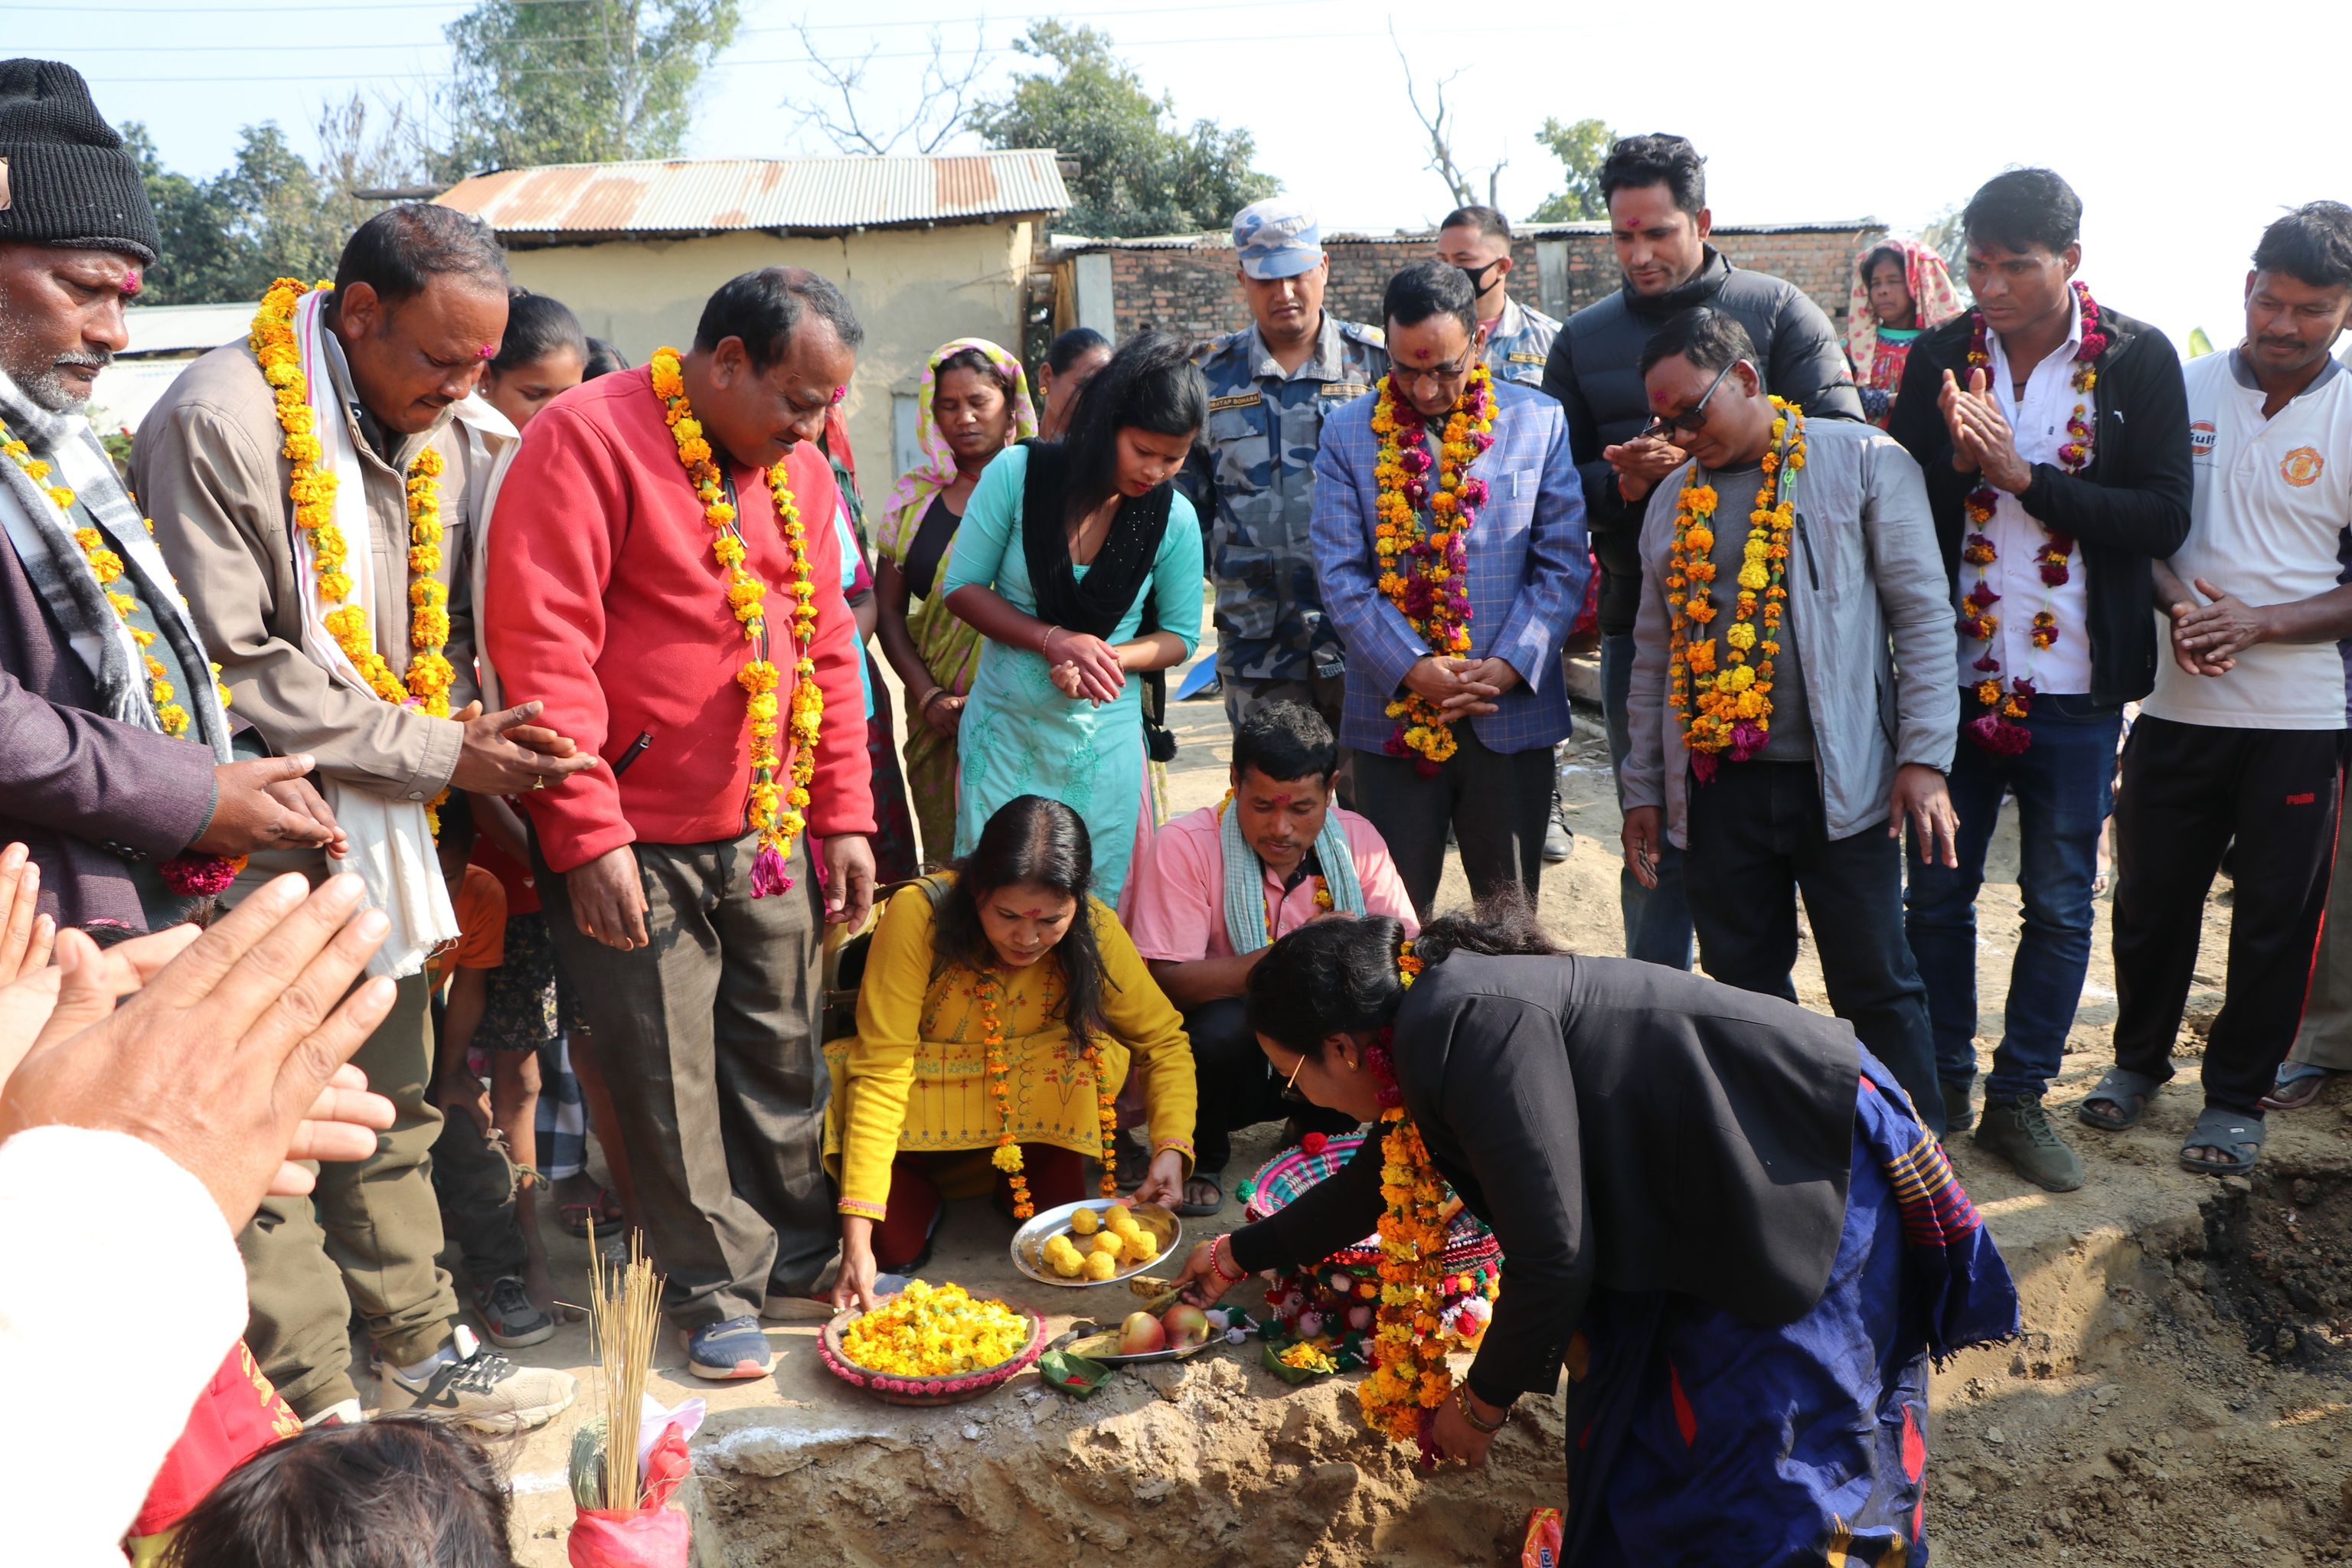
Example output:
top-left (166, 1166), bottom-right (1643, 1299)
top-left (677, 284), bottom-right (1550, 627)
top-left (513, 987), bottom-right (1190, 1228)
top-left (1233, 198), bottom-right (1323, 281)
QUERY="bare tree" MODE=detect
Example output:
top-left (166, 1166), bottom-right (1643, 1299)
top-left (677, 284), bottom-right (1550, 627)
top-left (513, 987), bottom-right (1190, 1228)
top-left (1390, 21), bottom-right (1504, 211)
top-left (315, 93), bottom-right (436, 203)
top-left (783, 18), bottom-right (992, 156)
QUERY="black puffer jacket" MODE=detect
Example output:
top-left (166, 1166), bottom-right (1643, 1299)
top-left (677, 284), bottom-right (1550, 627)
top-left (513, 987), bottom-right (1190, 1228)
top-left (1887, 302), bottom-right (2191, 707)
top-left (1540, 247), bottom-right (1865, 636)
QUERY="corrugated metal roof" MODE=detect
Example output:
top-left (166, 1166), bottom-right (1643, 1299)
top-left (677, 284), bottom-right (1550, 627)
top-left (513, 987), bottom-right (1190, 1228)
top-left (439, 151), bottom-right (1070, 237)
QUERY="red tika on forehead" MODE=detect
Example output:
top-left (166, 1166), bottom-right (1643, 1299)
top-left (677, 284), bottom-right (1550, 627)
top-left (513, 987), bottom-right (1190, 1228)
top-left (478, 345), bottom-right (496, 358)
top-left (119, 270), bottom-right (141, 297)
top-left (831, 385), bottom-right (848, 404)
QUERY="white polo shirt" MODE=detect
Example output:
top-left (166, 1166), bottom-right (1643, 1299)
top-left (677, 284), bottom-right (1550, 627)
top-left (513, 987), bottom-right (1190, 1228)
top-left (2145, 349), bottom-right (2352, 730)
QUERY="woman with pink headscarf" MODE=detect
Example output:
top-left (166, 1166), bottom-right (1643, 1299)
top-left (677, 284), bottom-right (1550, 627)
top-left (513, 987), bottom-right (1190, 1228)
top-left (1846, 239), bottom-right (1965, 428)
top-left (874, 340), bottom-right (1040, 864)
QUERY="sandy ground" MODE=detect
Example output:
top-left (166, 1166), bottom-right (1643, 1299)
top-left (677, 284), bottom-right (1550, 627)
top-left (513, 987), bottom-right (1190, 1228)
top-left (441, 644), bottom-right (2352, 1566)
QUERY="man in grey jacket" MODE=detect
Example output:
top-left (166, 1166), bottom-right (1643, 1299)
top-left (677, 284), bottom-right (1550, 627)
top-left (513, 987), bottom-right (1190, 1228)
top-left (1544, 134), bottom-right (1864, 973)
top-left (1619, 309), bottom-right (1955, 1132)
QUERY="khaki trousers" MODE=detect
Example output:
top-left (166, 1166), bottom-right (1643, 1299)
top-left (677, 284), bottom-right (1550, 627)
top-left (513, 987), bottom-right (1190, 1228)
top-left (2292, 819), bottom-right (2352, 1072)
top-left (238, 971), bottom-right (459, 1416)
top-left (537, 832), bottom-right (832, 1328)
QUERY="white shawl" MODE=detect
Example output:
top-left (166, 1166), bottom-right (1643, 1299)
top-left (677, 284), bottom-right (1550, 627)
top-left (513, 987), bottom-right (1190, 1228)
top-left (287, 288), bottom-right (517, 978)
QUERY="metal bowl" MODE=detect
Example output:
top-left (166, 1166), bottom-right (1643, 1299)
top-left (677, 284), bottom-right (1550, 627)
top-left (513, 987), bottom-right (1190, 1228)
top-left (1009, 1197), bottom-right (1181, 1289)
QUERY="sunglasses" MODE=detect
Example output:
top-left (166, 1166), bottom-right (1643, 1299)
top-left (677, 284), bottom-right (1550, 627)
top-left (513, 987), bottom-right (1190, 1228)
top-left (1642, 358), bottom-right (1743, 441)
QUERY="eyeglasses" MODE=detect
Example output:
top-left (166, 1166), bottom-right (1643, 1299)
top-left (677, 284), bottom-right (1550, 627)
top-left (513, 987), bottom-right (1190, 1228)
top-left (1278, 1050), bottom-right (1308, 1106)
top-left (1396, 355), bottom-right (1474, 393)
top-left (1642, 358), bottom-right (1743, 441)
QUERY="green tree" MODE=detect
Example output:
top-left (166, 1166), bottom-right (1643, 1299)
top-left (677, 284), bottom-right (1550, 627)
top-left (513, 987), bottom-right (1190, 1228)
top-left (1528, 117), bottom-right (1613, 224)
top-left (119, 106), bottom-right (424, 305)
top-left (439, 0), bottom-right (741, 176)
top-left (967, 21), bottom-right (1276, 237)
top-left (121, 122), bottom-right (234, 305)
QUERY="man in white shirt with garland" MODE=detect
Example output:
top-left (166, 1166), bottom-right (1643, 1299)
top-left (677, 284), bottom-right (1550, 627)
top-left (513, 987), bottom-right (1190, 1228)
top-left (2087, 203), bottom-right (2352, 1178)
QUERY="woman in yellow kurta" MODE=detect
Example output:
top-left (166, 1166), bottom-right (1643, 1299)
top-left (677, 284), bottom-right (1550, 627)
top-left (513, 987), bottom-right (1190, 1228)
top-left (828, 794), bottom-right (1196, 1310)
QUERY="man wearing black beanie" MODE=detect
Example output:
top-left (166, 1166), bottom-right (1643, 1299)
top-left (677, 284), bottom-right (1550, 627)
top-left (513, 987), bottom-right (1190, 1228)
top-left (0, 58), bottom-right (343, 933)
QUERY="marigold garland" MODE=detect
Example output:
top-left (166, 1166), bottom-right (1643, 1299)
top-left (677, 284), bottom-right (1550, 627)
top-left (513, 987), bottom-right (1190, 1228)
top-left (648, 348), bottom-right (822, 895)
top-left (251, 279), bottom-right (453, 829)
top-left (1357, 938), bottom-right (1454, 1462)
top-left (1371, 364), bottom-right (1496, 775)
top-left (1664, 398), bottom-right (1805, 782)
top-left (2, 420), bottom-right (242, 894)
top-left (1958, 280), bottom-right (2105, 756)
top-left (976, 963), bottom-right (1121, 1220)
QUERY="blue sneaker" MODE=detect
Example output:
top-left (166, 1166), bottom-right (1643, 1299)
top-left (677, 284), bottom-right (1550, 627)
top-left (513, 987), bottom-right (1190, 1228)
top-left (684, 1315), bottom-right (774, 1380)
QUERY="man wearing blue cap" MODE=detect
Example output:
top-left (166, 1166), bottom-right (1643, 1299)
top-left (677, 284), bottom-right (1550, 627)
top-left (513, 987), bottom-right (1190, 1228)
top-left (1194, 198), bottom-right (1389, 778)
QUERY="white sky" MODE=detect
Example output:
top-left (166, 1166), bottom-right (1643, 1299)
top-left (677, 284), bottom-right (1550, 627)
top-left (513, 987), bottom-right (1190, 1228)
top-left (12, 0), bottom-right (2347, 347)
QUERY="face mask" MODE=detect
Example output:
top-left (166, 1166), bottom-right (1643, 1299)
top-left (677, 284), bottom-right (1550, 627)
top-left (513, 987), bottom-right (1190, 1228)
top-left (1458, 258), bottom-right (1504, 296)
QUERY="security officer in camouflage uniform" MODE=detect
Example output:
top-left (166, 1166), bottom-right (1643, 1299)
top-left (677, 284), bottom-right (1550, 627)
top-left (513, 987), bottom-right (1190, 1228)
top-left (1438, 204), bottom-right (1563, 390)
top-left (1194, 199), bottom-right (1388, 762)
top-left (1438, 204), bottom-right (1574, 860)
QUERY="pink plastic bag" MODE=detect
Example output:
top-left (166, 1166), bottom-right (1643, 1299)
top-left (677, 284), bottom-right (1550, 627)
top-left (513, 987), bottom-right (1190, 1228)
top-left (567, 1505), bottom-right (689, 1568)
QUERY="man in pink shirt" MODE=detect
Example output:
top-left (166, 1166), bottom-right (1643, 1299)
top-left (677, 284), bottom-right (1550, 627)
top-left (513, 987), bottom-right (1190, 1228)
top-left (1125, 701), bottom-right (1416, 1211)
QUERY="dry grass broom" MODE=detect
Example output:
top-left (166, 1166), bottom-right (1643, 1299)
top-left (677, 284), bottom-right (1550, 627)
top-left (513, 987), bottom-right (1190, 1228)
top-left (569, 1220), bottom-right (665, 1513)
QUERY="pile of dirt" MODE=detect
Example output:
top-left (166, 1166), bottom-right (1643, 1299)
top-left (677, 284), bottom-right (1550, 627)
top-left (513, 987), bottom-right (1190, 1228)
top-left (1931, 1156), bottom-right (2352, 1566)
top-left (697, 1349), bottom-right (1568, 1568)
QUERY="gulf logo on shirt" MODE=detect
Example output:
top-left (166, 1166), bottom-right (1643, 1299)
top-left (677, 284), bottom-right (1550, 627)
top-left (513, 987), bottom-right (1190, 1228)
top-left (2190, 420), bottom-right (2217, 461)
top-left (2282, 446), bottom-right (2325, 487)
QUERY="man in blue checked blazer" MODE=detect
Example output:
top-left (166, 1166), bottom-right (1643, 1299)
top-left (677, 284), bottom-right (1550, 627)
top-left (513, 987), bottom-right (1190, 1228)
top-left (1310, 261), bottom-right (1589, 916)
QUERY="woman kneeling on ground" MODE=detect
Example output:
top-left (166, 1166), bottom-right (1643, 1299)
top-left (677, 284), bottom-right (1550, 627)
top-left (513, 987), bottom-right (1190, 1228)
top-left (828, 795), bottom-right (1197, 1311)
top-left (1173, 904), bottom-right (2019, 1566)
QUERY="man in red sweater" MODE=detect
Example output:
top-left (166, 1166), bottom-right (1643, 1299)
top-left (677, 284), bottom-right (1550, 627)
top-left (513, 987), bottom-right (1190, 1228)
top-left (484, 269), bottom-right (876, 1378)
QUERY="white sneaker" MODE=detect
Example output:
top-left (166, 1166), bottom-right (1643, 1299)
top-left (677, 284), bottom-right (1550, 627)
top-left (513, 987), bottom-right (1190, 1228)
top-left (380, 1325), bottom-right (577, 1433)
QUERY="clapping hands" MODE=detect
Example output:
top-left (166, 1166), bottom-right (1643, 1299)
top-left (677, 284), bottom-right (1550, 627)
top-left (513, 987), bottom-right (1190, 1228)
top-left (1939, 369), bottom-right (2034, 493)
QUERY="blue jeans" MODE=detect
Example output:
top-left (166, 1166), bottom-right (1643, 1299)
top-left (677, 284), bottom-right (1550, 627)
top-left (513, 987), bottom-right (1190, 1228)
top-left (1602, 632), bottom-right (1694, 969)
top-left (1904, 695), bottom-right (2122, 1104)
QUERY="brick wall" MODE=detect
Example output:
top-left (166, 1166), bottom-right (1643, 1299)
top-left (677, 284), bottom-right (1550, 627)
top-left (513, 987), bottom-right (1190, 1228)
top-left (1079, 224), bottom-right (1888, 346)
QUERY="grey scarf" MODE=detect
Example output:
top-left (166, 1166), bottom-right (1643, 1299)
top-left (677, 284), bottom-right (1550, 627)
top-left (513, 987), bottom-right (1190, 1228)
top-left (0, 368), bottom-right (233, 760)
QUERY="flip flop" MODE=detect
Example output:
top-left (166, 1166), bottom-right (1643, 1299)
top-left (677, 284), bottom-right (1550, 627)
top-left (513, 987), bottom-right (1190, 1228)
top-left (561, 1186), bottom-right (622, 1238)
top-left (2179, 1106), bottom-right (2266, 1177)
top-left (2078, 1067), bottom-right (2165, 1132)
top-left (1173, 1172), bottom-right (1223, 1218)
top-left (2260, 1062), bottom-right (2340, 1112)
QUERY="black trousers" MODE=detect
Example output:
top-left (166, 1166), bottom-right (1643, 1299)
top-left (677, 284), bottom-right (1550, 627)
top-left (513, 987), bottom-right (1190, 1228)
top-left (2112, 716), bottom-right (2345, 1116)
top-left (1684, 760), bottom-right (1944, 1135)
top-left (1352, 724), bottom-right (1555, 920)
top-left (1184, 996), bottom-right (1355, 1174)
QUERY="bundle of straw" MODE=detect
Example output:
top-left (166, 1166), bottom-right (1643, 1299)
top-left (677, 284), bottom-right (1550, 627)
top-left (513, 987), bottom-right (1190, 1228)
top-left (571, 1223), bottom-right (664, 1512)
